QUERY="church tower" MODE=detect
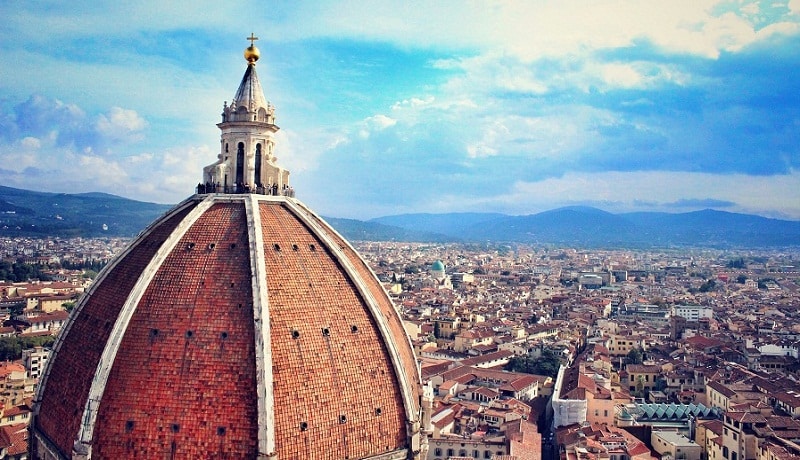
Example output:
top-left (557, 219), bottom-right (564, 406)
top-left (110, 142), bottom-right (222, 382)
top-left (203, 34), bottom-right (288, 193)
top-left (31, 36), bottom-right (432, 460)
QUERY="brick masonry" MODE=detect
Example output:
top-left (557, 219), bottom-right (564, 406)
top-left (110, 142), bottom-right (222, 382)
top-left (33, 196), bottom-right (420, 459)
top-left (34, 203), bottom-right (197, 456)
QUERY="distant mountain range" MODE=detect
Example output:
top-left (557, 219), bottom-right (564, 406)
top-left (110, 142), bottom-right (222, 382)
top-left (369, 207), bottom-right (800, 248)
top-left (1, 186), bottom-right (798, 248)
top-left (0, 186), bottom-right (172, 237)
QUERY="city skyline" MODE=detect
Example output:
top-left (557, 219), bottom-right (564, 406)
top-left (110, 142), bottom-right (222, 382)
top-left (1, 1), bottom-right (799, 220)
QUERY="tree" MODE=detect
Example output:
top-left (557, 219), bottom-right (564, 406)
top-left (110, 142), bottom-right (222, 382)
top-left (505, 348), bottom-right (562, 378)
top-left (727, 258), bottom-right (746, 269)
top-left (0, 335), bottom-right (55, 361)
top-left (0, 261), bottom-right (12, 281)
top-left (758, 278), bottom-right (776, 289)
top-left (736, 274), bottom-right (747, 284)
top-left (0, 338), bottom-right (22, 362)
top-left (0, 259), bottom-right (55, 282)
top-left (699, 279), bottom-right (716, 292)
top-left (20, 335), bottom-right (56, 350)
top-left (627, 348), bottom-right (643, 365)
top-left (9, 303), bottom-right (24, 319)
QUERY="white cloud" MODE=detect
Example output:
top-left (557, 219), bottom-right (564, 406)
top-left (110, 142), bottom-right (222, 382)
top-left (464, 112), bottom-right (597, 160)
top-left (257, 1), bottom-right (798, 61)
top-left (276, 126), bottom-right (347, 176)
top-left (431, 51), bottom-right (694, 112)
top-left (95, 107), bottom-right (147, 143)
top-left (128, 152), bottom-right (154, 164)
top-left (600, 63), bottom-right (644, 89)
top-left (11, 1), bottom-right (793, 65)
top-left (77, 154), bottom-right (129, 186)
top-left (20, 137), bottom-right (41, 149)
top-left (756, 20), bottom-right (800, 39)
top-left (391, 97), bottom-right (435, 111)
top-left (589, 61), bottom-right (695, 91)
top-left (0, 135), bottom-right (49, 173)
top-left (366, 114), bottom-right (397, 130)
top-left (121, 145), bottom-right (212, 201)
top-left (741, 2), bottom-right (760, 16)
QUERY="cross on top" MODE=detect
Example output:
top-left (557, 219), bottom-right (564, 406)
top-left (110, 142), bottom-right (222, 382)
top-left (247, 33), bottom-right (259, 46)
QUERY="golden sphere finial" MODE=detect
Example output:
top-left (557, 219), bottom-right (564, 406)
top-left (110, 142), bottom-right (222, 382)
top-left (245, 33), bottom-right (260, 64)
top-left (245, 45), bottom-right (260, 63)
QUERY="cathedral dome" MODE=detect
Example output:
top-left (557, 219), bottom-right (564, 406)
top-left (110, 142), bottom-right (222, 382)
top-left (430, 260), bottom-right (445, 272)
top-left (30, 37), bottom-right (428, 460)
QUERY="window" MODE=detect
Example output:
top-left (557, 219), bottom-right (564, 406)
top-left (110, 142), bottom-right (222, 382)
top-left (447, 449), bottom-right (454, 457)
top-left (236, 143), bottom-right (245, 185)
top-left (255, 144), bottom-right (262, 184)
top-left (723, 446), bottom-right (729, 459)
top-left (434, 448), bottom-right (442, 456)
top-left (732, 453), bottom-right (737, 460)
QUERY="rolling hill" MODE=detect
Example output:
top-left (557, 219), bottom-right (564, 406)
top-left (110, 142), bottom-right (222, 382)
top-left (371, 207), bottom-right (800, 248)
top-left (2, 186), bottom-right (798, 247)
top-left (0, 186), bottom-right (172, 237)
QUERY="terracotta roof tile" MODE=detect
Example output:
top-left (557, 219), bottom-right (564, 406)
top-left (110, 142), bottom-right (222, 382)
top-left (33, 197), bottom-right (421, 459)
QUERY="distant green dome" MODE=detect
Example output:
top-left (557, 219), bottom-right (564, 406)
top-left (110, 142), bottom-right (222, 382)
top-left (431, 260), bottom-right (445, 271)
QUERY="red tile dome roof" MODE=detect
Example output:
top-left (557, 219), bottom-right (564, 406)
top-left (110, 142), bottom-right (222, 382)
top-left (31, 194), bottom-right (423, 459)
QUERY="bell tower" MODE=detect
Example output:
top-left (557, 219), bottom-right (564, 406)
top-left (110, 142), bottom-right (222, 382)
top-left (203, 34), bottom-right (289, 194)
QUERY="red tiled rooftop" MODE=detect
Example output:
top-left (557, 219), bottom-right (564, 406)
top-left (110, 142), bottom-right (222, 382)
top-left (27, 310), bottom-right (70, 323)
top-left (0, 423), bottom-right (28, 456)
top-left (35, 201), bottom-right (197, 455)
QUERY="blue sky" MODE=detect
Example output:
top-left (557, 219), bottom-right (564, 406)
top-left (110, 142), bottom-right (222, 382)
top-left (1, 1), bottom-right (799, 220)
